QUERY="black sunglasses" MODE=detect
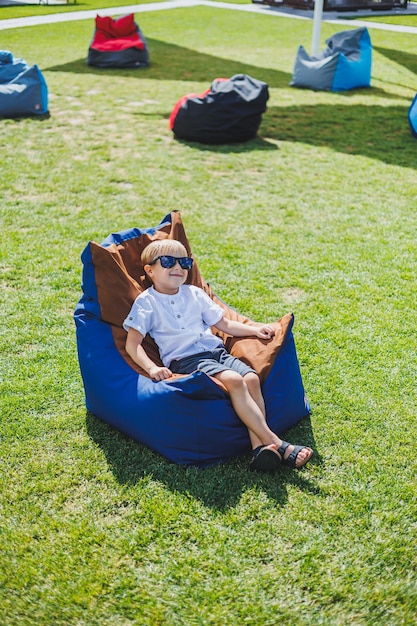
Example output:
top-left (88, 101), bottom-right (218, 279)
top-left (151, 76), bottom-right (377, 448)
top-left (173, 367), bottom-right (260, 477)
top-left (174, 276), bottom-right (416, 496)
top-left (149, 255), bottom-right (194, 270)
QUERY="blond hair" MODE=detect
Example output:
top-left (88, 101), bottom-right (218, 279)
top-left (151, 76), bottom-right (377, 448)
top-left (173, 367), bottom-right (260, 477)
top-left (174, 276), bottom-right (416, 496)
top-left (141, 239), bottom-right (188, 266)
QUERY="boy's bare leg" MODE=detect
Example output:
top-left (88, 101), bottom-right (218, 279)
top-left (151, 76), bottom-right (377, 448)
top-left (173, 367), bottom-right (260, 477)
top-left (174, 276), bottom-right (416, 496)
top-left (214, 370), bottom-right (280, 444)
top-left (244, 372), bottom-right (312, 466)
top-left (214, 370), bottom-right (312, 468)
top-left (241, 373), bottom-right (267, 450)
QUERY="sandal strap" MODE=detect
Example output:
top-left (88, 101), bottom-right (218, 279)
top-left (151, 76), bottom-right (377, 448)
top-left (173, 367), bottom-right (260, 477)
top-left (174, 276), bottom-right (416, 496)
top-left (251, 446), bottom-right (264, 461)
top-left (277, 441), bottom-right (305, 468)
top-left (277, 440), bottom-right (290, 459)
top-left (250, 444), bottom-right (281, 472)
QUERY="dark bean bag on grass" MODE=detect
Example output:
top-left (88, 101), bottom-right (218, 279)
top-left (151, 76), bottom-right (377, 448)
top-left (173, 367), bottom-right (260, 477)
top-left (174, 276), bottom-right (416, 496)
top-left (169, 74), bottom-right (269, 144)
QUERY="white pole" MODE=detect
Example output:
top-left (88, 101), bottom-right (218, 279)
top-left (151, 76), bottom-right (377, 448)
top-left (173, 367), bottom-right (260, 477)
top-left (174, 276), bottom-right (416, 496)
top-left (311, 0), bottom-right (324, 57)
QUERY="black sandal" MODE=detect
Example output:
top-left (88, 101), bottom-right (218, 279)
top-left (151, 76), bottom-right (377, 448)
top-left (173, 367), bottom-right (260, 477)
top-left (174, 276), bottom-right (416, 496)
top-left (277, 441), bottom-right (313, 469)
top-left (250, 444), bottom-right (282, 472)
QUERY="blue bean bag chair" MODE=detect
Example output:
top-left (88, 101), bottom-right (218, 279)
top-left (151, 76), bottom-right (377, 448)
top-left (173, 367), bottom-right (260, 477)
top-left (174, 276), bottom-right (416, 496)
top-left (74, 212), bottom-right (310, 467)
top-left (0, 50), bottom-right (48, 117)
top-left (290, 27), bottom-right (372, 92)
top-left (408, 93), bottom-right (417, 137)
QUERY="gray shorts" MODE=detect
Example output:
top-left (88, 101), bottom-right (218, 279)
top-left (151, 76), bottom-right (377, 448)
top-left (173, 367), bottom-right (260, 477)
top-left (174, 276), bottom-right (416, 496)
top-left (169, 347), bottom-right (256, 378)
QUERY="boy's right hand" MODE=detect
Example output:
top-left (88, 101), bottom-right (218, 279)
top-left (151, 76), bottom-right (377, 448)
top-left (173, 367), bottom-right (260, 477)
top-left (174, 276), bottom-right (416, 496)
top-left (148, 365), bottom-right (173, 381)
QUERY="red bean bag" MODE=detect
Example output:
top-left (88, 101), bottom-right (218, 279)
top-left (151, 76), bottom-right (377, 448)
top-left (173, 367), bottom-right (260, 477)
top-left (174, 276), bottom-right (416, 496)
top-left (87, 14), bottom-right (150, 69)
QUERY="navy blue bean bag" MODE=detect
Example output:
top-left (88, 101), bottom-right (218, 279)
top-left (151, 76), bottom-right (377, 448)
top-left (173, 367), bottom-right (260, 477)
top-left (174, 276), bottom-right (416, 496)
top-left (74, 212), bottom-right (310, 467)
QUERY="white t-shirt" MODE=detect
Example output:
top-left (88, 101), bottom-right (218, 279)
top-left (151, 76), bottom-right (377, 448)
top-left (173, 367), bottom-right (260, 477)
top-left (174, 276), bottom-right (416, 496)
top-left (123, 284), bottom-right (225, 366)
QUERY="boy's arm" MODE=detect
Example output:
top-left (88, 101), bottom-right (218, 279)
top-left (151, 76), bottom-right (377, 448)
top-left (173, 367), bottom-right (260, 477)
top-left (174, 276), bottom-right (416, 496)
top-left (214, 316), bottom-right (275, 340)
top-left (125, 327), bottom-right (172, 381)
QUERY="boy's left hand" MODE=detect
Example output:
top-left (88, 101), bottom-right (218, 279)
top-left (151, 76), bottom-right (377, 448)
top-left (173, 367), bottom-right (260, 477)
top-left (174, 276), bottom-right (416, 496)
top-left (255, 325), bottom-right (275, 340)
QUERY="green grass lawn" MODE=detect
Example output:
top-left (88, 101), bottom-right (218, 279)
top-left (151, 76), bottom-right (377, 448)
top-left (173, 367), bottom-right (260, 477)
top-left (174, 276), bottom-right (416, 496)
top-left (1, 3), bottom-right (417, 625)
top-left (0, 0), bottom-right (165, 20)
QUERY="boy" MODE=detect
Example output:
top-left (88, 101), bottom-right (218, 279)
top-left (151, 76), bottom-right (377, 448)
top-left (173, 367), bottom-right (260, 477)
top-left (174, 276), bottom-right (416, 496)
top-left (123, 239), bottom-right (313, 472)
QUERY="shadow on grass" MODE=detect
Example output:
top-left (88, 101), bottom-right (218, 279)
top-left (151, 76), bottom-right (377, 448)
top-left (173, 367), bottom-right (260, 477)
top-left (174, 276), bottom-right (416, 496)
top-left (2, 112), bottom-right (51, 122)
top-left (45, 38), bottom-right (293, 87)
top-left (171, 135), bottom-right (279, 152)
top-left (263, 103), bottom-right (417, 168)
top-left (374, 46), bottom-right (417, 76)
top-left (45, 38), bottom-right (405, 100)
top-left (86, 411), bottom-right (321, 511)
